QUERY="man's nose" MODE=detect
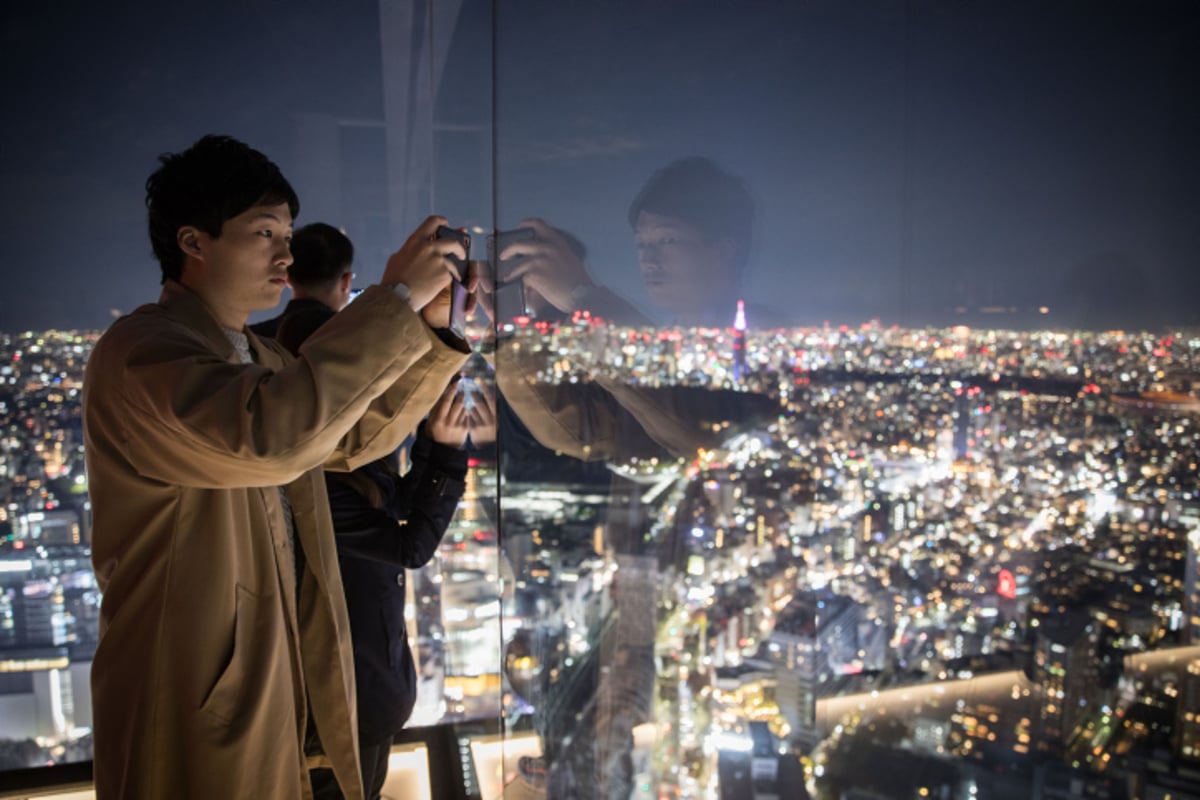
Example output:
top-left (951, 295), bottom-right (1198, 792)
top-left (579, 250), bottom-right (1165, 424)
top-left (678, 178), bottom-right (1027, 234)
top-left (275, 240), bottom-right (294, 267)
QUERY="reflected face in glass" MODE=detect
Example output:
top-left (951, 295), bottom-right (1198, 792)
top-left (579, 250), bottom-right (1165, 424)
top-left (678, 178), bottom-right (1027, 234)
top-left (633, 211), bottom-right (735, 318)
top-left (183, 202), bottom-right (294, 325)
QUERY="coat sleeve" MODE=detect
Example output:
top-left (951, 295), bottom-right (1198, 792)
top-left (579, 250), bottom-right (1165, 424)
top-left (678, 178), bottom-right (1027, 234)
top-left (325, 430), bottom-right (467, 568)
top-left (322, 327), bottom-right (469, 473)
top-left (88, 286), bottom-right (464, 488)
top-left (494, 338), bottom-right (672, 462)
top-left (390, 429), bottom-right (469, 567)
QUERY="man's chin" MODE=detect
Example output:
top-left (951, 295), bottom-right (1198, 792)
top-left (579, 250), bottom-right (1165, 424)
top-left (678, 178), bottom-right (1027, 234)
top-left (251, 287), bottom-right (286, 312)
top-left (643, 282), bottom-right (673, 303)
top-left (644, 283), bottom-right (691, 313)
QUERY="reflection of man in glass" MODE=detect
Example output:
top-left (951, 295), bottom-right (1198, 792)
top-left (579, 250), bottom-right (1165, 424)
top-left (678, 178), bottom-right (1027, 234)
top-left (628, 157), bottom-right (754, 326)
top-left (496, 157), bottom-right (777, 329)
top-left (83, 135), bottom-right (471, 799)
top-left (492, 159), bottom-right (779, 798)
top-left (494, 156), bottom-right (777, 471)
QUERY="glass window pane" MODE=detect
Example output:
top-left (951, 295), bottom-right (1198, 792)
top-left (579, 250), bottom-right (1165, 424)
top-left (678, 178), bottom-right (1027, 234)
top-left (491, 2), bottom-right (1200, 798)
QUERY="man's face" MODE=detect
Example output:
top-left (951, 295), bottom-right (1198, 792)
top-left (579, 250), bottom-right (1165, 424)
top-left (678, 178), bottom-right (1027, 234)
top-left (181, 202), bottom-right (294, 326)
top-left (633, 211), bottom-right (735, 316)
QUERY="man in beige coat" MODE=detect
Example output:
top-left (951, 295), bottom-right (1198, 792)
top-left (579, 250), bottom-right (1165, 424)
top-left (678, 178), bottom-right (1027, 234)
top-left (82, 135), bottom-right (471, 798)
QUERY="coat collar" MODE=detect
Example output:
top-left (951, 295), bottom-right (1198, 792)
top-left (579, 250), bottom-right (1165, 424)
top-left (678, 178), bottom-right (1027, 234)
top-left (282, 297), bottom-right (333, 316)
top-left (156, 280), bottom-right (288, 370)
top-left (157, 280), bottom-right (238, 361)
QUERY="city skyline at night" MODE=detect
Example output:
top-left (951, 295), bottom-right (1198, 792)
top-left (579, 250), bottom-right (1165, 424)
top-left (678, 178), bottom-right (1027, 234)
top-left (3, 318), bottom-right (1200, 795)
top-left (3, 0), bottom-right (1199, 797)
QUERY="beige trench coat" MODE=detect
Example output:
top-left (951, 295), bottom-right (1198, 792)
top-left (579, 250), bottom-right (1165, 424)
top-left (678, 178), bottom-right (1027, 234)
top-left (82, 282), bottom-right (467, 799)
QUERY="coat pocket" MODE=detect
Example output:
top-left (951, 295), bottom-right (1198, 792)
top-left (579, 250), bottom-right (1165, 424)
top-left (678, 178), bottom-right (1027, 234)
top-left (199, 584), bottom-right (284, 726)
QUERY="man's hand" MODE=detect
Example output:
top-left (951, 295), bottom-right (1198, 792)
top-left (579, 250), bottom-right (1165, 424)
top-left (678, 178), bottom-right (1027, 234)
top-left (427, 381), bottom-right (469, 448)
top-left (473, 256), bottom-right (498, 323)
top-left (421, 260), bottom-right (480, 330)
top-left (498, 219), bottom-right (594, 313)
top-left (466, 380), bottom-right (497, 447)
top-left (381, 216), bottom-right (469, 311)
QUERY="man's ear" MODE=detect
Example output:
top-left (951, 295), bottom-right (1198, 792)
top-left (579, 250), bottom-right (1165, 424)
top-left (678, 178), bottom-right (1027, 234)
top-left (177, 226), bottom-right (204, 260)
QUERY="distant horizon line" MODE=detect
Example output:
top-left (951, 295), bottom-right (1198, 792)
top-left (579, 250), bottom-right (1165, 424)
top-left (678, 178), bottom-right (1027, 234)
top-left (6, 317), bottom-right (1200, 338)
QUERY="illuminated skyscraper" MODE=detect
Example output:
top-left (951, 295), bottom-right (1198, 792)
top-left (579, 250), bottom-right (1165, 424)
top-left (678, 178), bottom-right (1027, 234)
top-left (1177, 658), bottom-right (1200, 763)
top-left (768, 593), bottom-right (860, 749)
top-left (732, 299), bottom-right (747, 382)
top-left (1033, 610), bottom-right (1110, 755)
top-left (15, 580), bottom-right (67, 648)
top-left (770, 613), bottom-right (819, 749)
top-left (1186, 525), bottom-right (1200, 645)
top-left (953, 391), bottom-right (971, 462)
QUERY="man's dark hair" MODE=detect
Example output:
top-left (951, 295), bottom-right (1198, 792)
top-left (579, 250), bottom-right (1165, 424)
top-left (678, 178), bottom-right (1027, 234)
top-left (627, 157), bottom-right (754, 274)
top-left (288, 223), bottom-right (354, 289)
top-left (146, 134), bottom-right (300, 283)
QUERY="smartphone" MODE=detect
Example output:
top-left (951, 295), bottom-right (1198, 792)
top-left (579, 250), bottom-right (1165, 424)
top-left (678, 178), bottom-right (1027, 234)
top-left (489, 228), bottom-right (535, 320)
top-left (436, 225), bottom-right (472, 336)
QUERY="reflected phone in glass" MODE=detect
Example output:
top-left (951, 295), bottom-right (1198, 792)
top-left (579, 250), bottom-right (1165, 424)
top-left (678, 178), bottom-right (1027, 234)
top-left (437, 225), bottom-right (472, 336)
top-left (490, 228), bottom-right (535, 320)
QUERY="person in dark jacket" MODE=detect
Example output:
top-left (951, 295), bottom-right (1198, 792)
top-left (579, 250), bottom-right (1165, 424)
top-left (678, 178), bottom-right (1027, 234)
top-left (311, 392), bottom-right (470, 800)
top-left (266, 222), bottom-right (478, 799)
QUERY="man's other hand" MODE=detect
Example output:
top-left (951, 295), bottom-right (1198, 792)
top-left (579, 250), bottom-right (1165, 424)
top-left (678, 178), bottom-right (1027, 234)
top-left (428, 381), bottom-right (470, 448)
top-left (499, 219), bottom-right (594, 313)
top-left (420, 260), bottom-right (480, 331)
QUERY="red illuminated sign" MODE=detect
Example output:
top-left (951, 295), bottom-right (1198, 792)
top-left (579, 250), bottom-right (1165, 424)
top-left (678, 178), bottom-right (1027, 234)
top-left (997, 569), bottom-right (1017, 600)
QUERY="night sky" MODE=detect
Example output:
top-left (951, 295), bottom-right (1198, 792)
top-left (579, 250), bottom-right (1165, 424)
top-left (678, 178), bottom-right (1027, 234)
top-left (2, 0), bottom-right (1197, 332)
